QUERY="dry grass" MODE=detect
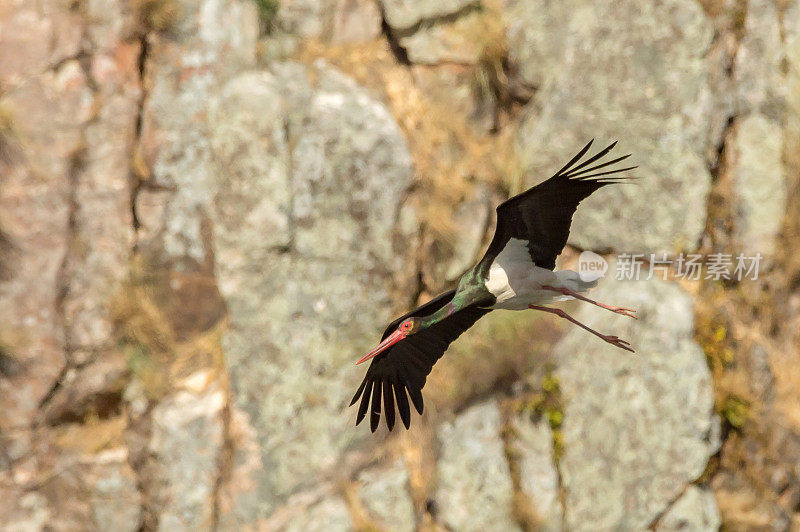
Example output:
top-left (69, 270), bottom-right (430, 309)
top-left (695, 0), bottom-right (748, 40)
top-left (109, 260), bottom-right (229, 401)
top-left (132, 0), bottom-right (181, 32)
top-left (690, 280), bottom-right (800, 527)
top-left (470, 0), bottom-right (533, 140)
top-left (53, 416), bottom-right (128, 455)
top-left (714, 486), bottom-right (777, 530)
top-left (774, 66), bottom-right (800, 342)
top-left (692, 110), bottom-right (800, 524)
top-left (0, 226), bottom-right (14, 283)
top-left (110, 269), bottom-right (173, 400)
top-left (693, 281), bottom-right (766, 430)
top-left (0, 100), bottom-right (21, 165)
top-left (700, 123), bottom-right (738, 255)
top-left (342, 482), bottom-right (383, 532)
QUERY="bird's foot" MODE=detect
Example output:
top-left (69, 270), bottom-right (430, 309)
top-left (600, 334), bottom-right (635, 353)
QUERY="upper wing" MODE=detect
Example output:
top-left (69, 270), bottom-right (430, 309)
top-left (483, 140), bottom-right (636, 270)
top-left (350, 292), bottom-right (491, 432)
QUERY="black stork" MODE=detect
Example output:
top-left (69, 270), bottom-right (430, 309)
top-left (351, 140), bottom-right (638, 432)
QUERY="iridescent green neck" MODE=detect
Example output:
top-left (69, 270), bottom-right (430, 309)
top-left (418, 301), bottom-right (457, 329)
top-left (417, 266), bottom-right (490, 330)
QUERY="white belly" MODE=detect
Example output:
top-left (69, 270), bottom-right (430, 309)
top-left (485, 238), bottom-right (597, 310)
top-left (486, 261), bottom-right (559, 309)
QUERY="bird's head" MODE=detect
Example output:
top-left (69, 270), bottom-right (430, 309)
top-left (356, 317), bottom-right (419, 365)
top-left (398, 317), bottom-right (420, 335)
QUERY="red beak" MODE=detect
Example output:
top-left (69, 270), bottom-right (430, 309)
top-left (356, 329), bottom-right (405, 365)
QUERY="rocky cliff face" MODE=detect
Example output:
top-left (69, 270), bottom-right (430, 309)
top-left (1, 0), bottom-right (799, 530)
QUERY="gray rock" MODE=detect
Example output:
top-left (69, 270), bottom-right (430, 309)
top-left (149, 383), bottom-right (226, 531)
top-left (511, 0), bottom-right (716, 253)
top-left (136, 0), bottom-right (258, 266)
top-left (0, 0), bottom-right (139, 435)
top-left (0, 63), bottom-right (74, 434)
top-left (0, 4), bottom-right (79, 434)
top-left (785, 0), bottom-right (800, 73)
top-left (287, 63), bottom-right (414, 267)
top-left (86, 451), bottom-right (144, 532)
top-left (554, 275), bottom-right (719, 530)
top-left (61, 36), bottom-right (138, 358)
top-left (723, 0), bottom-right (790, 261)
top-left (16, 421), bottom-right (144, 532)
top-left (734, 0), bottom-right (786, 119)
top-left (275, 0), bottom-right (329, 38)
top-left (357, 461), bottom-right (416, 531)
top-left (215, 408), bottom-right (264, 531)
top-left (330, 0), bottom-right (383, 44)
top-left (276, 0), bottom-right (381, 43)
top-left (435, 401), bottom-right (520, 532)
top-left (656, 486), bottom-right (720, 531)
top-left (502, 0), bottom-right (574, 89)
top-left (380, 0), bottom-right (478, 31)
top-left (0, 491), bottom-right (51, 532)
top-left (285, 497), bottom-right (353, 532)
top-left (509, 415), bottom-right (562, 531)
top-left (0, 4), bottom-right (145, 529)
top-left (208, 71), bottom-right (292, 261)
top-left (0, 0), bottom-right (82, 90)
top-left (732, 114), bottom-right (786, 257)
top-left (210, 61), bottom-right (414, 517)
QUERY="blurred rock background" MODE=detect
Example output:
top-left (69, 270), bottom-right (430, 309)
top-left (0, 0), bottom-right (798, 530)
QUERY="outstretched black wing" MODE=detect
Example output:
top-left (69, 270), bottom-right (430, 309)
top-left (350, 291), bottom-right (491, 432)
top-left (483, 140), bottom-right (636, 270)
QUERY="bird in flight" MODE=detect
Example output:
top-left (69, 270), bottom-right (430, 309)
top-left (351, 140), bottom-right (637, 432)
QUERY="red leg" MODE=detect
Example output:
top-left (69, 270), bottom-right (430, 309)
top-left (541, 285), bottom-right (637, 319)
top-left (529, 305), bottom-right (635, 353)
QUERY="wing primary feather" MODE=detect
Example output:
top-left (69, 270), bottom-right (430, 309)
top-left (592, 176), bottom-right (639, 185)
top-left (562, 140), bottom-right (618, 175)
top-left (553, 139), bottom-right (594, 177)
top-left (356, 380), bottom-right (373, 426)
top-left (394, 380), bottom-right (411, 429)
top-left (370, 380), bottom-right (382, 433)
top-left (565, 153), bottom-right (631, 178)
top-left (574, 166), bottom-right (638, 180)
top-left (349, 378), bottom-right (367, 407)
top-left (383, 379), bottom-right (396, 431)
top-left (408, 386), bottom-right (424, 415)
